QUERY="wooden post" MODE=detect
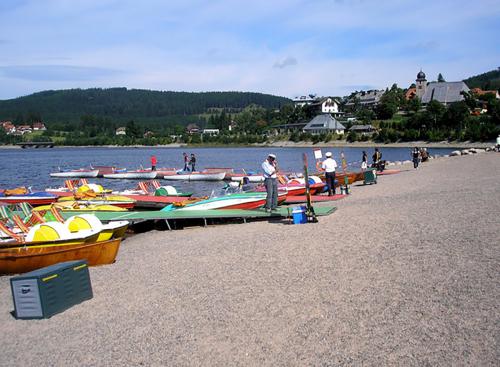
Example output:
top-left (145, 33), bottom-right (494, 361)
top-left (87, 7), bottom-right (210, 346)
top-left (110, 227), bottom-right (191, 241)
top-left (303, 153), bottom-right (317, 223)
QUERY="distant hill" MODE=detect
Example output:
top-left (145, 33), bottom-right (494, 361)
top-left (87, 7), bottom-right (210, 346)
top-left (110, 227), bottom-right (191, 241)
top-left (0, 88), bottom-right (292, 125)
top-left (463, 68), bottom-right (500, 91)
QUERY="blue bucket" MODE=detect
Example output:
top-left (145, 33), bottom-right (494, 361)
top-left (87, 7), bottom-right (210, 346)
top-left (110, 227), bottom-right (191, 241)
top-left (292, 206), bottom-right (307, 224)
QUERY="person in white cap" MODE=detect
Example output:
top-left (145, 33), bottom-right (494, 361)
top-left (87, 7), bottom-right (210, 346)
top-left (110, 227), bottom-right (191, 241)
top-left (262, 153), bottom-right (278, 211)
top-left (322, 152), bottom-right (338, 196)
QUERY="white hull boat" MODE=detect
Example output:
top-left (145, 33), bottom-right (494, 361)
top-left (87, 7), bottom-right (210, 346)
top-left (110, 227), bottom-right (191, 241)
top-left (50, 169), bottom-right (99, 178)
top-left (163, 172), bottom-right (226, 181)
top-left (103, 171), bottom-right (157, 179)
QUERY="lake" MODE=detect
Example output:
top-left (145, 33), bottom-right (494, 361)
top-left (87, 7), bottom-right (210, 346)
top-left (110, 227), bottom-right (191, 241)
top-left (0, 146), bottom-right (456, 196)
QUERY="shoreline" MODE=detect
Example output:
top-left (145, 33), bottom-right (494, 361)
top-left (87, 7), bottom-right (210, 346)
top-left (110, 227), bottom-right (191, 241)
top-left (0, 151), bottom-right (499, 365)
top-left (0, 140), bottom-right (495, 149)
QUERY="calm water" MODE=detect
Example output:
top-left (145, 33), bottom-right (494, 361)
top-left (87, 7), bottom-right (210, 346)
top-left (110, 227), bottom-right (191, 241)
top-left (0, 146), bottom-right (455, 196)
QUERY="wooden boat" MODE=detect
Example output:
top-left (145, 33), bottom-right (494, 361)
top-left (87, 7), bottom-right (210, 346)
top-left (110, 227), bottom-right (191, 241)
top-left (103, 169), bottom-right (157, 179)
top-left (49, 169), bottom-right (99, 178)
top-left (90, 165), bottom-right (120, 177)
top-left (0, 238), bottom-right (121, 275)
top-left (163, 171), bottom-right (226, 181)
top-left (163, 191), bottom-right (287, 211)
top-left (317, 171), bottom-right (365, 186)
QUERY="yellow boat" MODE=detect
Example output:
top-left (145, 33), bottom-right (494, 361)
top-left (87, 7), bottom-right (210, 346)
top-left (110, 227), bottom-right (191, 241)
top-left (35, 201), bottom-right (127, 213)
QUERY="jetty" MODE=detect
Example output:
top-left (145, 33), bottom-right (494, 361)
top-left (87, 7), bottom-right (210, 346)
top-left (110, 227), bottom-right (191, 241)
top-left (16, 141), bottom-right (54, 148)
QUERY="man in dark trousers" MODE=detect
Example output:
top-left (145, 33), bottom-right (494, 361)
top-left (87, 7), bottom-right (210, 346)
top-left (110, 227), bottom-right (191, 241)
top-left (261, 153), bottom-right (278, 212)
top-left (321, 152), bottom-right (338, 196)
top-left (190, 153), bottom-right (196, 172)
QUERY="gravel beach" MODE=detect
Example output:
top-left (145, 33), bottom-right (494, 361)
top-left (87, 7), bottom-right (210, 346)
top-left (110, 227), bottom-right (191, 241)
top-left (0, 153), bottom-right (499, 366)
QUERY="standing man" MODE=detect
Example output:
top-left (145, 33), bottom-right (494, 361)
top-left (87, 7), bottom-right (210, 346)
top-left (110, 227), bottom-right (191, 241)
top-left (322, 152), bottom-right (338, 196)
top-left (190, 153), bottom-right (196, 172)
top-left (412, 147), bottom-right (420, 169)
top-left (150, 155), bottom-right (157, 171)
top-left (183, 152), bottom-right (190, 171)
top-left (262, 153), bottom-right (278, 212)
top-left (361, 151), bottom-right (368, 170)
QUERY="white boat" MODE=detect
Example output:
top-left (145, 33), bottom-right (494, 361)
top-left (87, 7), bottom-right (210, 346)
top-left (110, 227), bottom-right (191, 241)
top-left (103, 170), bottom-right (157, 179)
top-left (50, 169), bottom-right (99, 178)
top-left (163, 171), bottom-right (226, 181)
top-left (230, 174), bottom-right (265, 183)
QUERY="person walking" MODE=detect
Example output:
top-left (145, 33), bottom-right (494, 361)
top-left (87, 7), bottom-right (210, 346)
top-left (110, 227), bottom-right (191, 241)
top-left (190, 153), bottom-right (196, 172)
top-left (322, 152), bottom-right (338, 196)
top-left (262, 153), bottom-right (278, 212)
top-left (183, 152), bottom-right (190, 171)
top-left (361, 151), bottom-right (368, 170)
top-left (150, 155), bottom-right (157, 171)
top-left (412, 147), bottom-right (420, 169)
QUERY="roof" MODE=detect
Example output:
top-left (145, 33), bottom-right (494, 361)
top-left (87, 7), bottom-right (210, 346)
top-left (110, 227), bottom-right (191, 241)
top-left (421, 82), bottom-right (470, 104)
top-left (303, 114), bottom-right (346, 131)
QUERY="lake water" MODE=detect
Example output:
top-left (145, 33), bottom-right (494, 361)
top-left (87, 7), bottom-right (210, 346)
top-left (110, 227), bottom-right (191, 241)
top-left (0, 146), bottom-right (455, 196)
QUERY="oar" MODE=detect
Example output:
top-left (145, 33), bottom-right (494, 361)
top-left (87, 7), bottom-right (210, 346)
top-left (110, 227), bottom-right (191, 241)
top-left (302, 153), bottom-right (317, 223)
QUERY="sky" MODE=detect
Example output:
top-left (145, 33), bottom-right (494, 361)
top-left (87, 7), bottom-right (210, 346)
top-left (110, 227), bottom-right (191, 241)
top-left (0, 0), bottom-right (499, 100)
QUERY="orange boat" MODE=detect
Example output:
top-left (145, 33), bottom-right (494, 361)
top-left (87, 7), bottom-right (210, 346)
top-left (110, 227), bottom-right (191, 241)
top-left (0, 238), bottom-right (121, 275)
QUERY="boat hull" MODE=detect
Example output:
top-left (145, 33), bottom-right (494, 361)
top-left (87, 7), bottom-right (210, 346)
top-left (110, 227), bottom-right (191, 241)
top-left (163, 172), bottom-right (226, 181)
top-left (103, 172), bottom-right (157, 179)
top-left (0, 238), bottom-right (121, 275)
top-left (50, 170), bottom-right (99, 178)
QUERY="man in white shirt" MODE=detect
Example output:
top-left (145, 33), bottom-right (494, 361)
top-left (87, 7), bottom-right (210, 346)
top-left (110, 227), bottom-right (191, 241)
top-left (322, 152), bottom-right (338, 196)
top-left (262, 153), bottom-right (278, 211)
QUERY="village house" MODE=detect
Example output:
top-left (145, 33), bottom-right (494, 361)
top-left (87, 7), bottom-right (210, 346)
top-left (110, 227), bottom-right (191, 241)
top-left (309, 97), bottom-right (343, 117)
top-left (16, 125), bottom-right (32, 135)
top-left (186, 123), bottom-right (200, 134)
top-left (1, 121), bottom-right (16, 134)
top-left (303, 114), bottom-right (345, 135)
top-left (345, 90), bottom-right (386, 109)
top-left (292, 95), bottom-right (316, 108)
top-left (202, 128), bottom-right (220, 136)
top-left (115, 127), bottom-right (126, 135)
top-left (32, 122), bottom-right (47, 131)
top-left (471, 87), bottom-right (500, 100)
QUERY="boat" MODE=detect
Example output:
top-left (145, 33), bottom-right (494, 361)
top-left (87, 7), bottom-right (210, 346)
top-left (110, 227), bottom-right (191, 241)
top-left (376, 169), bottom-right (401, 175)
top-left (49, 168), bottom-right (99, 178)
top-left (0, 238), bottom-right (122, 275)
top-left (162, 171), bottom-right (226, 181)
top-left (163, 191), bottom-right (287, 211)
top-left (0, 189), bottom-right (58, 206)
top-left (229, 173), bottom-right (265, 183)
top-left (57, 195), bottom-right (136, 209)
top-left (34, 201), bottom-right (128, 213)
top-left (103, 169), bottom-right (157, 179)
top-left (90, 165), bottom-right (120, 177)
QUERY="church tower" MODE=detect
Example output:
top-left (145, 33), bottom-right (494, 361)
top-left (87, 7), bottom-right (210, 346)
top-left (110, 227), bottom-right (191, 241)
top-left (416, 70), bottom-right (427, 99)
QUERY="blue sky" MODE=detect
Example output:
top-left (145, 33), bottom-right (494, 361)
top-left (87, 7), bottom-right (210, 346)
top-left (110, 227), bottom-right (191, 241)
top-left (0, 0), bottom-right (499, 100)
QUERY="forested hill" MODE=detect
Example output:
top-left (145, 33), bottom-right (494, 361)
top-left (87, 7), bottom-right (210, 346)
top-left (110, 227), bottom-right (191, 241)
top-left (0, 88), bottom-right (292, 123)
top-left (463, 68), bottom-right (500, 90)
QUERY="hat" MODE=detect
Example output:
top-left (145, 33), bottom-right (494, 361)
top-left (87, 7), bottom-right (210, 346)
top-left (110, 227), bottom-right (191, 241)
top-left (268, 154), bottom-right (276, 159)
top-left (325, 152), bottom-right (332, 157)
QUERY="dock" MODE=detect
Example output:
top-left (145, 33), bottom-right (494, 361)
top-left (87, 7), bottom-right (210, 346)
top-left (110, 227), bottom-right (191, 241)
top-left (60, 206), bottom-right (337, 228)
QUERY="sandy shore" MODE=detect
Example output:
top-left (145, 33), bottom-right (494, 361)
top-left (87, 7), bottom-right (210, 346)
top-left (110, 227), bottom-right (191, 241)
top-left (0, 152), bottom-right (499, 366)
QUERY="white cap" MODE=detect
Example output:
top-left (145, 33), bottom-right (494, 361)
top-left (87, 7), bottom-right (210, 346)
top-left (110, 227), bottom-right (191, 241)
top-left (268, 154), bottom-right (276, 159)
top-left (325, 152), bottom-right (332, 157)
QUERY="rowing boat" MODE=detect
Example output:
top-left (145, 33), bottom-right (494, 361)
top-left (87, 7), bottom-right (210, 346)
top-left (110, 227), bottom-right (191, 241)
top-left (0, 238), bottom-right (122, 275)
top-left (162, 171), bottom-right (226, 181)
top-left (103, 170), bottom-right (157, 179)
top-left (49, 169), bottom-right (99, 178)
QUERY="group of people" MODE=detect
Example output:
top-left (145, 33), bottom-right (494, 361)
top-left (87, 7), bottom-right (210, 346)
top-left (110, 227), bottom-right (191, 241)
top-left (411, 147), bottom-right (428, 169)
top-left (182, 152), bottom-right (197, 172)
top-left (149, 152), bottom-right (197, 172)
